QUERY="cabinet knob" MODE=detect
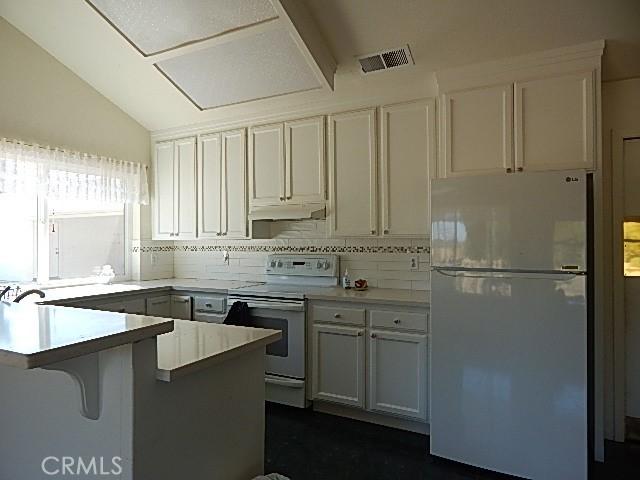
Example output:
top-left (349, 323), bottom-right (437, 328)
top-left (286, 195), bottom-right (292, 200)
top-left (280, 196), bottom-right (285, 201)
top-left (357, 331), bottom-right (363, 336)
top-left (506, 168), bottom-right (513, 173)
top-left (384, 229), bottom-right (389, 234)
top-left (371, 230), bottom-right (376, 235)
top-left (334, 313), bottom-right (341, 318)
top-left (371, 333), bottom-right (377, 338)
top-left (393, 319), bottom-right (401, 324)
top-left (517, 167), bottom-right (523, 172)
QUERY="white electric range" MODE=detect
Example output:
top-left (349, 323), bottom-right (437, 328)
top-left (227, 254), bottom-right (339, 407)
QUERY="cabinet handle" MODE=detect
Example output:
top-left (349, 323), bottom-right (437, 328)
top-left (384, 229), bottom-right (389, 234)
top-left (357, 331), bottom-right (363, 336)
top-left (393, 319), bottom-right (401, 324)
top-left (333, 313), bottom-right (341, 318)
top-left (173, 299), bottom-right (189, 304)
top-left (506, 168), bottom-right (512, 173)
top-left (371, 333), bottom-right (377, 338)
top-left (517, 167), bottom-right (523, 172)
top-left (286, 195), bottom-right (292, 200)
top-left (280, 196), bottom-right (285, 201)
top-left (371, 230), bottom-right (376, 235)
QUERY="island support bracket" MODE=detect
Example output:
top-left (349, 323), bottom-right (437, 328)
top-left (43, 352), bottom-right (101, 420)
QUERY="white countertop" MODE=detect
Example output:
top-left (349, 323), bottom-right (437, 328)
top-left (0, 302), bottom-right (174, 369)
top-left (39, 279), bottom-right (261, 303)
top-left (38, 279), bottom-right (429, 307)
top-left (156, 320), bottom-right (281, 382)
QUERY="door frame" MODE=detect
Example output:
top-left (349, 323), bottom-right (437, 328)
top-left (611, 130), bottom-right (640, 441)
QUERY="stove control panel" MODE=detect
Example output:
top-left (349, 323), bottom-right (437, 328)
top-left (265, 254), bottom-right (339, 277)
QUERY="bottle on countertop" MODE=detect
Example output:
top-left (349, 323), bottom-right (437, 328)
top-left (342, 268), bottom-right (351, 289)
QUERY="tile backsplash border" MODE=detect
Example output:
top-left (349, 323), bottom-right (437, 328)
top-left (133, 243), bottom-right (430, 254)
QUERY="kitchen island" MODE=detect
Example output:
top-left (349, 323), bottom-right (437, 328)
top-left (0, 301), bottom-right (280, 480)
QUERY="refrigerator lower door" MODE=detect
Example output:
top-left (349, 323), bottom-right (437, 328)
top-left (430, 270), bottom-right (587, 480)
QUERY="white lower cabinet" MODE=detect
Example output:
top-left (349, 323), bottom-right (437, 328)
top-left (368, 329), bottom-right (428, 420)
top-left (312, 323), bottom-right (366, 408)
top-left (310, 301), bottom-right (429, 423)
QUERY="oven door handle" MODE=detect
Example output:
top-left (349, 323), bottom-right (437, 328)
top-left (230, 300), bottom-right (305, 312)
top-left (265, 375), bottom-right (305, 388)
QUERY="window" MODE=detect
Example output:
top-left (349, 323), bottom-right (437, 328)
top-left (624, 220), bottom-right (640, 277)
top-left (0, 193), bottom-right (128, 284)
top-left (48, 199), bottom-right (126, 280)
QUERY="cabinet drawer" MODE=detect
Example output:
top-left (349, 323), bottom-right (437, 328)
top-left (370, 310), bottom-right (427, 332)
top-left (312, 305), bottom-right (365, 326)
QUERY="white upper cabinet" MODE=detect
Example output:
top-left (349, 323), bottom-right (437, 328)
top-left (284, 116), bottom-right (326, 204)
top-left (198, 133), bottom-right (223, 238)
top-left (154, 141), bottom-right (175, 239)
top-left (249, 123), bottom-right (285, 207)
top-left (198, 129), bottom-right (248, 239)
top-left (515, 71), bottom-right (595, 171)
top-left (153, 137), bottom-right (196, 240)
top-left (222, 129), bottom-right (248, 238)
top-left (328, 108), bottom-right (377, 237)
top-left (440, 84), bottom-right (514, 177)
top-left (175, 138), bottom-right (197, 239)
top-left (380, 100), bottom-right (436, 237)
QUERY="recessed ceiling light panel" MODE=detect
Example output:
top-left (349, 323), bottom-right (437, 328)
top-left (86, 0), bottom-right (277, 55)
top-left (156, 28), bottom-right (321, 110)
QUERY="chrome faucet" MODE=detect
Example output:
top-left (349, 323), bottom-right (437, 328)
top-left (13, 289), bottom-right (46, 303)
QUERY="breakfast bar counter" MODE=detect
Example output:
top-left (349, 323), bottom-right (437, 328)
top-left (0, 301), bottom-right (280, 480)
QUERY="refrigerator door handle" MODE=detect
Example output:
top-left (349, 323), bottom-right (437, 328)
top-left (432, 267), bottom-right (584, 279)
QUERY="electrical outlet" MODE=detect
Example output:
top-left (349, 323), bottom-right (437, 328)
top-left (223, 250), bottom-right (230, 265)
top-left (151, 253), bottom-right (158, 266)
top-left (410, 256), bottom-right (419, 271)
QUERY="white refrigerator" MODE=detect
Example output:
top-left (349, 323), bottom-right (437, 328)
top-left (430, 170), bottom-right (590, 479)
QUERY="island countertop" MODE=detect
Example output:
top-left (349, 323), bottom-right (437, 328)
top-left (0, 302), bottom-right (174, 369)
top-left (156, 320), bottom-right (281, 382)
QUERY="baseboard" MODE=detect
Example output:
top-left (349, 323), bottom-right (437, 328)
top-left (313, 401), bottom-right (429, 435)
top-left (626, 416), bottom-right (640, 442)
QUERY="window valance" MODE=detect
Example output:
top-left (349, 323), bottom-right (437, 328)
top-left (0, 138), bottom-right (149, 204)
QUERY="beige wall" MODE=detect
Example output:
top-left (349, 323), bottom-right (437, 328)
top-left (602, 77), bottom-right (640, 435)
top-left (0, 17), bottom-right (149, 164)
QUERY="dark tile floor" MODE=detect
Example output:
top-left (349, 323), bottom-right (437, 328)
top-left (265, 402), bottom-right (640, 480)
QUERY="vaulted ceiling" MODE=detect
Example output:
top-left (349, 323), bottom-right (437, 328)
top-left (1, 0), bottom-right (639, 132)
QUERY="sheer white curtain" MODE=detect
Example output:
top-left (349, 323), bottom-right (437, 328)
top-left (0, 138), bottom-right (149, 204)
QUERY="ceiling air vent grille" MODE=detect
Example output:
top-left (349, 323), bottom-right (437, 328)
top-left (357, 45), bottom-right (414, 75)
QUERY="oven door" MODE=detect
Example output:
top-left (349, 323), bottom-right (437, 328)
top-left (227, 296), bottom-right (305, 379)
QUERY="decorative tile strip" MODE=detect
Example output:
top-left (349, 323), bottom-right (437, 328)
top-left (134, 244), bottom-right (430, 254)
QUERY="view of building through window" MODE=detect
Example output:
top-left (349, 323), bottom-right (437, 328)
top-left (0, 193), bottom-right (126, 283)
top-left (624, 220), bottom-right (640, 277)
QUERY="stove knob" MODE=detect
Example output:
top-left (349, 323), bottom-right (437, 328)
top-left (324, 261), bottom-right (331, 270)
top-left (316, 261), bottom-right (323, 269)
top-left (277, 261), bottom-right (283, 268)
top-left (269, 261), bottom-right (276, 268)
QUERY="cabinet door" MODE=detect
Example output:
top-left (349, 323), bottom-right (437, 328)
top-left (441, 84), bottom-right (513, 177)
top-left (175, 138), bottom-right (197, 239)
top-left (380, 100), bottom-right (435, 237)
top-left (368, 330), bottom-right (428, 420)
top-left (249, 123), bottom-right (285, 207)
top-left (153, 141), bottom-right (175, 239)
top-left (328, 109), bottom-right (377, 237)
top-left (198, 133), bottom-right (222, 238)
top-left (312, 323), bottom-right (365, 407)
top-left (285, 116), bottom-right (325, 204)
top-left (515, 71), bottom-right (594, 171)
top-left (121, 297), bottom-right (147, 315)
top-left (171, 295), bottom-right (192, 320)
top-left (222, 129), bottom-right (248, 238)
top-left (146, 295), bottom-right (172, 317)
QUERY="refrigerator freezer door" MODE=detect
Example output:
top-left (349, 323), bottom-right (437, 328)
top-left (430, 270), bottom-right (587, 479)
top-left (431, 170), bottom-right (586, 271)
